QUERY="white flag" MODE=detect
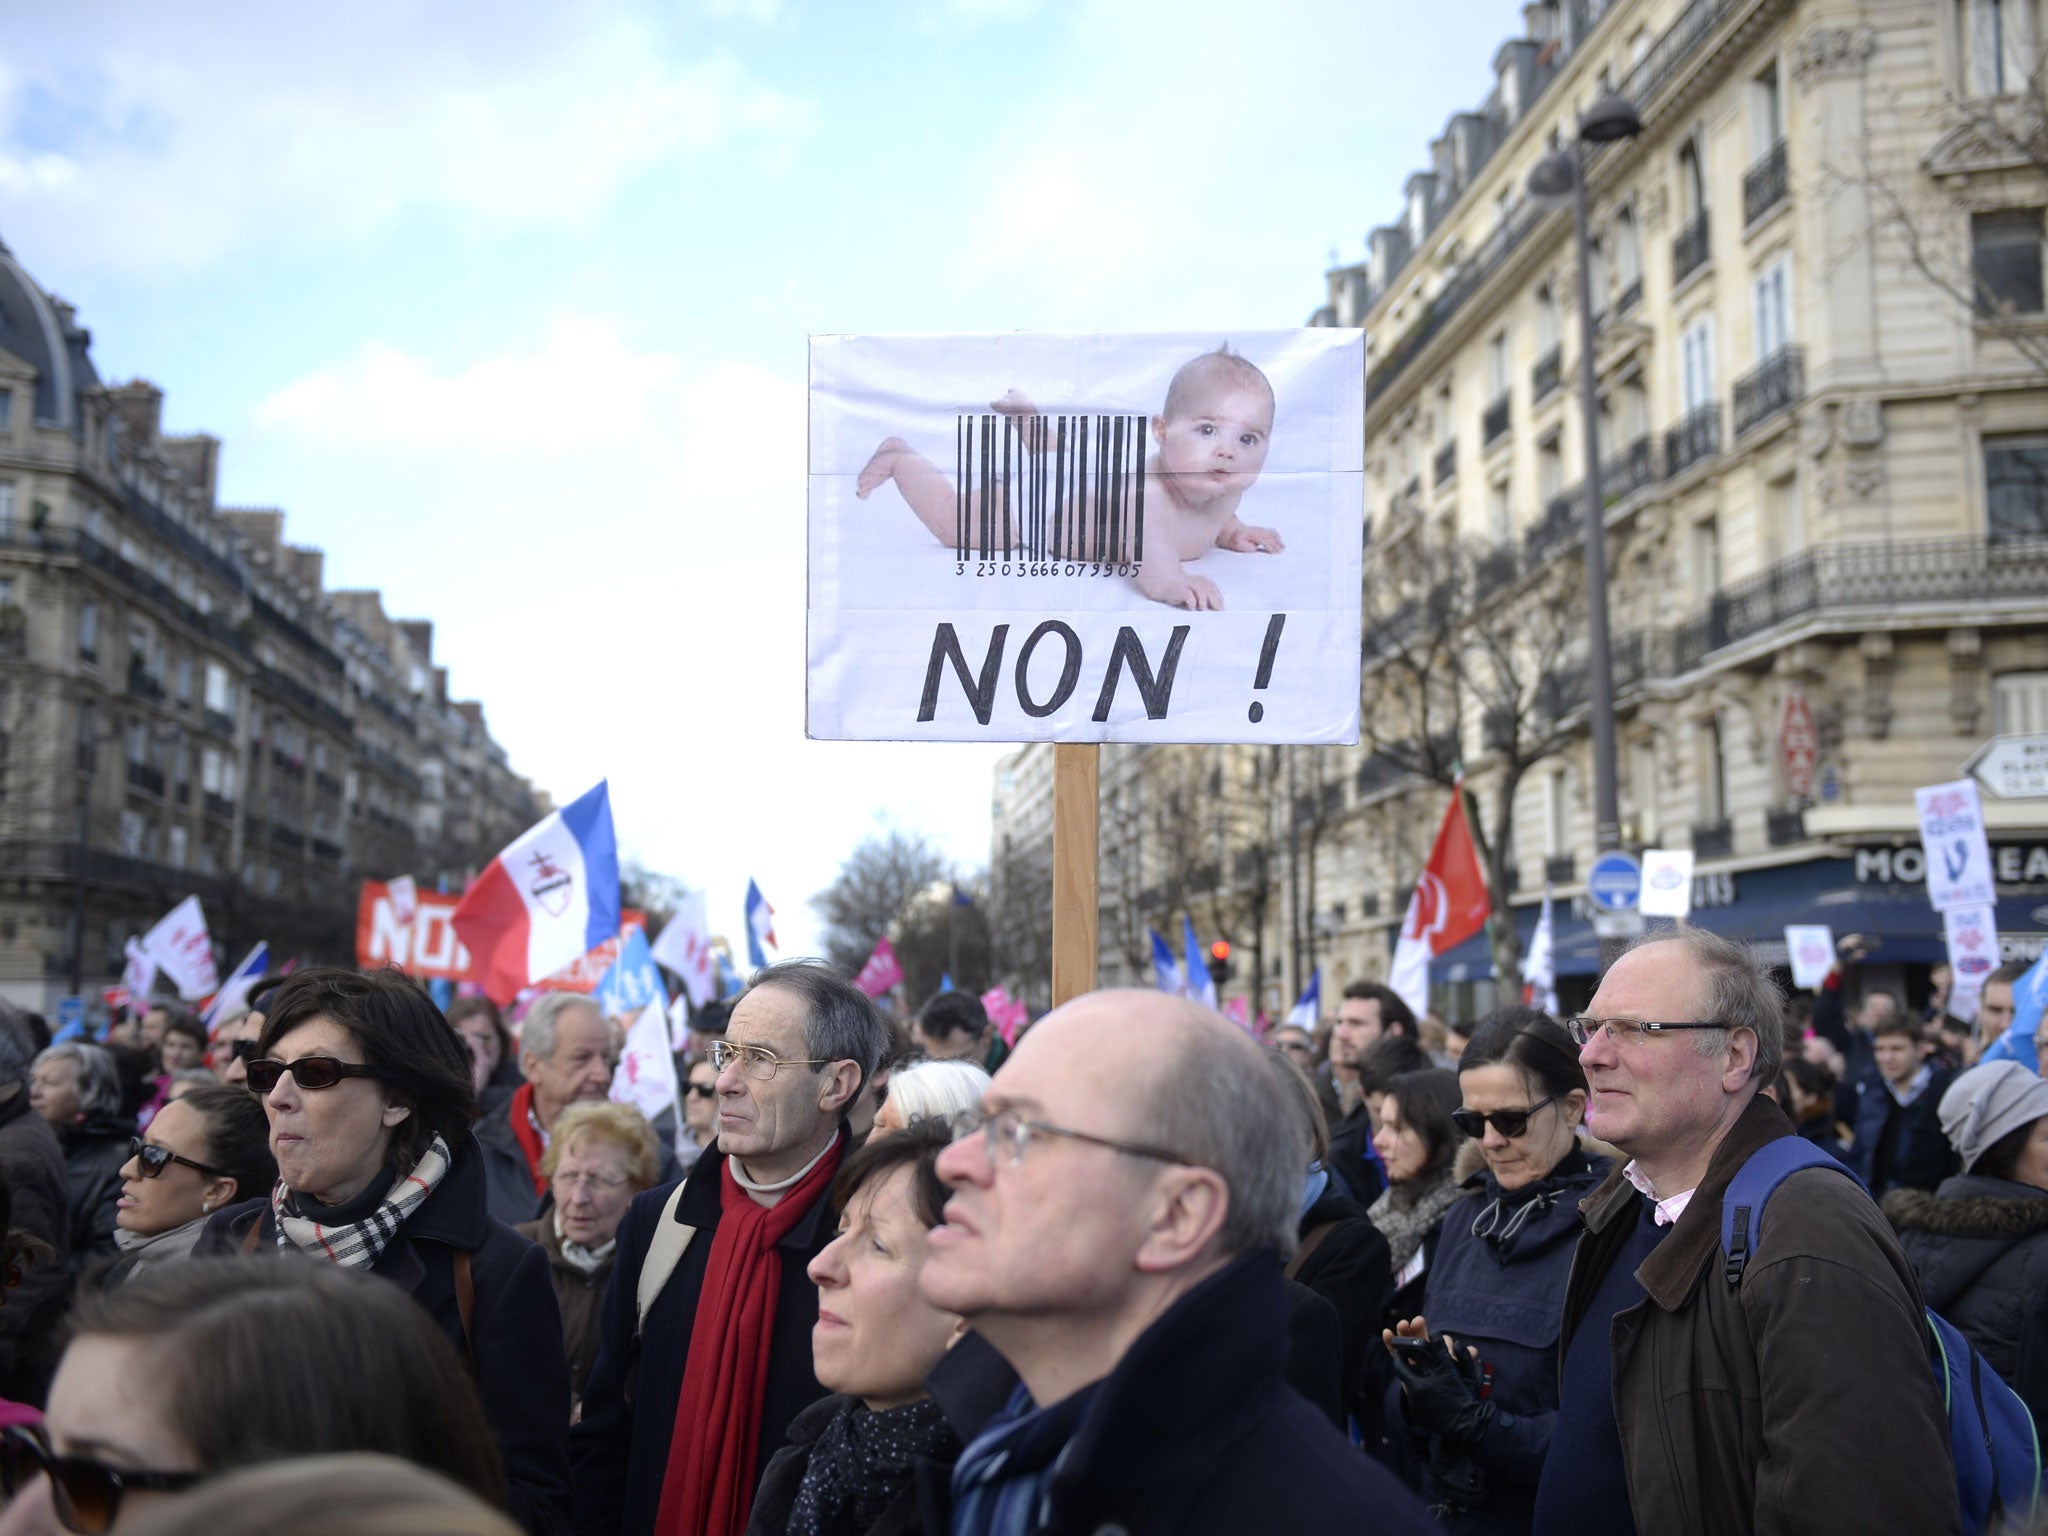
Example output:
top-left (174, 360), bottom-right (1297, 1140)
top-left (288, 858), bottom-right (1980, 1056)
top-left (611, 998), bottom-right (679, 1124)
top-left (141, 896), bottom-right (219, 1000)
top-left (1525, 888), bottom-right (1558, 1014)
top-left (650, 891), bottom-right (719, 1009)
top-left (122, 938), bottom-right (159, 1005)
top-left (387, 875), bottom-right (419, 925)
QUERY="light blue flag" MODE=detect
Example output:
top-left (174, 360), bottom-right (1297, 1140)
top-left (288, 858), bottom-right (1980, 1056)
top-left (1184, 914), bottom-right (1218, 1008)
top-left (1979, 949), bottom-right (2048, 1072)
top-left (716, 948), bottom-right (745, 999)
top-left (598, 926), bottom-right (668, 1018)
top-left (1150, 929), bottom-right (1185, 994)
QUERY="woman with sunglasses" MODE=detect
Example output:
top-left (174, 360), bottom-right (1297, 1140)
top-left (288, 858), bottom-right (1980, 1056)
top-left (1382, 1006), bottom-right (1609, 1534)
top-left (192, 967), bottom-right (570, 1536)
top-left (0, 1259), bottom-right (504, 1536)
top-left (677, 1058), bottom-right (719, 1172)
top-left (101, 1085), bottom-right (273, 1287)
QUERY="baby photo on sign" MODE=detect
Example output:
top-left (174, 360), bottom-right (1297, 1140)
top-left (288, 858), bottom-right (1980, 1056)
top-left (808, 330), bottom-right (1364, 744)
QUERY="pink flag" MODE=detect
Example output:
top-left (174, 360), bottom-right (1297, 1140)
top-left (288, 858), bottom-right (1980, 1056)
top-left (981, 986), bottom-right (1029, 1047)
top-left (853, 937), bottom-right (905, 999)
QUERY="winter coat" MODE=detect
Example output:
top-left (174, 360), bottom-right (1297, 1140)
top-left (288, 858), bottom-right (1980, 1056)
top-left (196, 1133), bottom-right (572, 1536)
top-left (1291, 1177), bottom-right (1394, 1430)
top-left (0, 1088), bottom-right (70, 1405)
top-left (1886, 1174), bottom-right (2048, 1425)
top-left (1559, 1093), bottom-right (1960, 1536)
top-left (514, 1214), bottom-right (612, 1408)
top-left (917, 1251), bottom-right (1435, 1536)
top-left (744, 1394), bottom-right (954, 1536)
top-left (569, 1144), bottom-right (838, 1536)
top-left (1394, 1143), bottom-right (1609, 1534)
top-left (58, 1114), bottom-right (131, 1274)
top-left (1849, 1066), bottom-right (1959, 1193)
top-left (1327, 1099), bottom-right (1388, 1206)
top-left (475, 1094), bottom-right (547, 1227)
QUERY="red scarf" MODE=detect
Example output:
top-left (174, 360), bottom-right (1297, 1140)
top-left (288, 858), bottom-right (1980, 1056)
top-left (508, 1082), bottom-right (547, 1196)
top-left (654, 1135), bottom-right (844, 1536)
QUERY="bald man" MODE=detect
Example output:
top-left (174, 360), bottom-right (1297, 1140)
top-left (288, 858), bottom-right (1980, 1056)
top-left (920, 990), bottom-right (1430, 1536)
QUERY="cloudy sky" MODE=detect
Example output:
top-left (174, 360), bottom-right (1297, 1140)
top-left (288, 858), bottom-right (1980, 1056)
top-left (4, 0), bottom-right (1523, 956)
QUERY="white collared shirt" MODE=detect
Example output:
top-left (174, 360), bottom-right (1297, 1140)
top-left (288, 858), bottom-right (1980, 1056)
top-left (1886, 1062), bottom-right (1934, 1107)
top-left (1622, 1160), bottom-right (1696, 1227)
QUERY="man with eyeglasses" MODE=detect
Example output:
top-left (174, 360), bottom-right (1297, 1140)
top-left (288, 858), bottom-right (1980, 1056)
top-left (916, 988), bottom-right (1431, 1536)
top-left (571, 959), bottom-right (886, 1536)
top-left (1531, 927), bottom-right (1957, 1536)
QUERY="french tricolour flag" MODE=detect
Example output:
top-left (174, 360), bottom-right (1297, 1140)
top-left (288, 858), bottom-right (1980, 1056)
top-left (452, 782), bottom-right (620, 1003)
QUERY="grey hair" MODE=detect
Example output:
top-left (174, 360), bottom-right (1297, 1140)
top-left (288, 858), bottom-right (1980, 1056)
top-left (33, 1043), bottom-right (124, 1118)
top-left (884, 1060), bottom-right (990, 1128)
top-left (0, 1003), bottom-right (34, 1086)
top-left (1623, 926), bottom-right (1784, 1084)
top-left (518, 992), bottom-right (614, 1063)
top-left (744, 960), bottom-right (885, 1096)
top-left (1136, 1008), bottom-right (1302, 1261)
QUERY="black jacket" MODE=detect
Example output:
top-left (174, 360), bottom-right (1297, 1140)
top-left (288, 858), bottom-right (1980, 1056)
top-left (474, 1093), bottom-right (547, 1227)
top-left (196, 1134), bottom-right (571, 1536)
top-left (58, 1115), bottom-right (131, 1275)
top-left (1887, 1174), bottom-right (2048, 1425)
top-left (919, 1250), bottom-right (1435, 1536)
top-left (569, 1143), bottom-right (838, 1536)
top-left (0, 1089), bottom-right (71, 1404)
top-left (1291, 1177), bottom-right (1394, 1426)
top-left (1850, 1066), bottom-right (1959, 1194)
top-left (1327, 1101), bottom-right (1388, 1207)
top-left (745, 1394), bottom-right (953, 1536)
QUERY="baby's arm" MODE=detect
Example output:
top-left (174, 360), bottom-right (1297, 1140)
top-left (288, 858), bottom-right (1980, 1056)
top-left (1133, 496), bottom-right (1224, 611)
top-left (1215, 513), bottom-right (1285, 555)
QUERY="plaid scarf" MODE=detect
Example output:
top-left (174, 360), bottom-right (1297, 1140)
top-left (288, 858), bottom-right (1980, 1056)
top-left (272, 1136), bottom-right (452, 1269)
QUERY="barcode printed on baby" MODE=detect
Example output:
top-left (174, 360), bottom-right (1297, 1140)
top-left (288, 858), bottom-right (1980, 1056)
top-left (953, 413), bottom-right (1147, 565)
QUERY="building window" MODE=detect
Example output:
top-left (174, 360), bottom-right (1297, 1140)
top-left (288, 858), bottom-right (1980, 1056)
top-left (1614, 207), bottom-right (1642, 302)
top-left (1678, 140), bottom-right (1707, 222)
top-left (1680, 316), bottom-right (1718, 412)
top-left (1700, 712), bottom-right (1729, 821)
top-left (1751, 62), bottom-right (1784, 157)
top-left (1542, 771), bottom-right (1568, 855)
top-left (1962, 0), bottom-right (2038, 95)
top-left (78, 602), bottom-right (98, 662)
top-left (1767, 474), bottom-right (1804, 561)
top-left (0, 389), bottom-right (12, 433)
top-left (204, 661), bottom-right (234, 718)
top-left (1487, 331), bottom-right (1511, 396)
top-left (1752, 259), bottom-right (1794, 358)
top-left (1973, 209), bottom-right (2045, 314)
top-left (174, 655), bottom-right (192, 705)
top-left (1488, 478), bottom-right (1512, 546)
top-left (1994, 671), bottom-right (2048, 731)
top-left (1986, 433), bottom-right (2048, 538)
top-left (1631, 740), bottom-right (1661, 842)
top-left (1691, 517), bottom-right (1722, 603)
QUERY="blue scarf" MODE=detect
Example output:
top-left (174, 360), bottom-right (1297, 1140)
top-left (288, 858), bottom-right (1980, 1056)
top-left (949, 1379), bottom-right (1101, 1536)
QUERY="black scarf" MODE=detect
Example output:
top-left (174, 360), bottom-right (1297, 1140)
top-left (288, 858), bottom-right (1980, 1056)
top-left (789, 1395), bottom-right (955, 1536)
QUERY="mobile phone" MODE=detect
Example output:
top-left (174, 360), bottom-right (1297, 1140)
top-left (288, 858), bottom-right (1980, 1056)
top-left (1388, 1335), bottom-right (1437, 1364)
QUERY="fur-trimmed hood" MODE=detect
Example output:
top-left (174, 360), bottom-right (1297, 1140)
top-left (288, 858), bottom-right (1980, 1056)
top-left (1884, 1175), bottom-right (2048, 1312)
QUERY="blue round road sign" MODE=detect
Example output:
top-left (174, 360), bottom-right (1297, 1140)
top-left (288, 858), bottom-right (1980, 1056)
top-left (1587, 852), bottom-right (1643, 912)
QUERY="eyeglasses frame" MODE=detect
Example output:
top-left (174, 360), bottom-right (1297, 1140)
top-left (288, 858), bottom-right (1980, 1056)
top-left (1451, 1093), bottom-right (1562, 1141)
top-left (709, 1040), bottom-right (838, 1081)
top-left (1564, 1016), bottom-right (1733, 1047)
top-left (125, 1136), bottom-right (226, 1182)
top-left (949, 1105), bottom-right (1196, 1171)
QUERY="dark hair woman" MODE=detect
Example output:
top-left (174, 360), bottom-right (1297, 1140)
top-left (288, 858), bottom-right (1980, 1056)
top-left (743, 1117), bottom-right (962, 1536)
top-left (102, 1084), bottom-right (275, 1286)
top-left (1367, 1068), bottom-right (1464, 1323)
top-left (1384, 1006), bottom-right (1610, 1533)
top-left (192, 968), bottom-right (569, 1536)
top-left (0, 1259), bottom-right (504, 1535)
top-left (447, 998), bottom-right (521, 1119)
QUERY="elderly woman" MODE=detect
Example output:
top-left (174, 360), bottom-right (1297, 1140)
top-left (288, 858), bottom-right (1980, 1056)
top-left (29, 1044), bottom-right (131, 1276)
top-left (744, 1117), bottom-right (961, 1536)
top-left (103, 1084), bottom-right (275, 1285)
top-left (193, 967), bottom-right (570, 1536)
top-left (1368, 1068), bottom-right (1465, 1322)
top-left (868, 1060), bottom-right (990, 1140)
top-left (514, 1101), bottom-right (661, 1411)
top-left (1386, 1007), bottom-right (1610, 1533)
top-left (0, 1259), bottom-right (505, 1536)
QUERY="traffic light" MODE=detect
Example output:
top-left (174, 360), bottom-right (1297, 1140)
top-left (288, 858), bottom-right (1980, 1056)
top-left (1206, 938), bottom-right (1234, 988)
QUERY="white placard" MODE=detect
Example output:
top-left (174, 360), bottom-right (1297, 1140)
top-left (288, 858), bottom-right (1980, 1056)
top-left (806, 331), bottom-right (1364, 743)
top-left (1943, 904), bottom-right (2000, 1024)
top-left (1639, 848), bottom-right (1696, 918)
top-left (1784, 925), bottom-right (1836, 990)
top-left (1916, 779), bottom-right (1996, 912)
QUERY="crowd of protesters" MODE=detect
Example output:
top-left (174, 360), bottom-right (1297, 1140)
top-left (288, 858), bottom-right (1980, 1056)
top-left (0, 931), bottom-right (2043, 1534)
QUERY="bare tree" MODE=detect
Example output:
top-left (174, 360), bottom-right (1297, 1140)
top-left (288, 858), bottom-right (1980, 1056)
top-left (811, 829), bottom-right (952, 975)
top-left (1357, 518), bottom-right (1590, 995)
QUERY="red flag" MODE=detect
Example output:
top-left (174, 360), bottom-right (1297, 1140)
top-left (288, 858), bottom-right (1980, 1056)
top-left (1389, 785), bottom-right (1491, 1016)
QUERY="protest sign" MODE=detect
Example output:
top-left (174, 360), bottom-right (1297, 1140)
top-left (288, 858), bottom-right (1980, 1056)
top-left (1639, 849), bottom-right (1696, 919)
top-left (1944, 904), bottom-right (2000, 1023)
top-left (1916, 779), bottom-right (1996, 911)
top-left (612, 998), bottom-right (679, 1124)
top-left (141, 897), bottom-right (219, 1000)
top-left (651, 891), bottom-right (719, 1008)
top-left (356, 881), bottom-right (471, 981)
top-left (1785, 925), bottom-right (1836, 990)
top-left (807, 331), bottom-right (1364, 744)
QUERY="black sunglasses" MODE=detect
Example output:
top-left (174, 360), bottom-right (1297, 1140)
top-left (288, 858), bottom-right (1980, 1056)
top-left (685, 1083), bottom-right (718, 1100)
top-left (0, 1424), bottom-right (200, 1535)
top-left (244, 1055), bottom-right (381, 1094)
top-left (126, 1136), bottom-right (225, 1182)
top-left (1451, 1095), bottom-right (1560, 1141)
top-left (215, 1038), bottom-right (259, 1064)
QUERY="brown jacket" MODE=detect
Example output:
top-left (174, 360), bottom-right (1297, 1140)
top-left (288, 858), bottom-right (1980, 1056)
top-left (1560, 1093), bottom-right (1961, 1536)
top-left (516, 1215), bottom-right (614, 1407)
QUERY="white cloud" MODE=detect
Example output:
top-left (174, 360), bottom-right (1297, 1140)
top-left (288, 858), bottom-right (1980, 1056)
top-left (0, 9), bottom-right (813, 275)
top-left (254, 315), bottom-right (680, 451)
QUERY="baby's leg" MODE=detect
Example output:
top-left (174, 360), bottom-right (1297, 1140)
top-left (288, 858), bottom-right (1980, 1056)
top-left (857, 438), bottom-right (958, 547)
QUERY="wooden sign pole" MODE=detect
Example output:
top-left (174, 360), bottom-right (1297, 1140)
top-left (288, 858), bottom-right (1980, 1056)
top-left (1050, 743), bottom-right (1099, 1006)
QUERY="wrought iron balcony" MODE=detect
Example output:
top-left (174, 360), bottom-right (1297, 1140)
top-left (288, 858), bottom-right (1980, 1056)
top-left (125, 762), bottom-right (165, 796)
top-left (1743, 139), bottom-right (1789, 226)
top-left (1434, 439), bottom-right (1457, 487)
top-left (1691, 818), bottom-right (1733, 859)
top-left (1544, 853), bottom-right (1577, 885)
top-left (1532, 344), bottom-right (1563, 402)
top-left (1672, 210), bottom-right (1712, 285)
top-left (202, 708), bottom-right (236, 740)
top-left (203, 791), bottom-right (235, 819)
top-left (1766, 808), bottom-right (1807, 846)
top-left (1732, 346), bottom-right (1804, 438)
top-left (1664, 403), bottom-right (1722, 478)
top-left (1525, 489), bottom-right (1584, 565)
top-left (1617, 276), bottom-right (1644, 315)
top-left (1482, 391), bottom-right (1512, 446)
top-left (1474, 544), bottom-right (1519, 597)
top-left (1601, 435), bottom-right (1661, 504)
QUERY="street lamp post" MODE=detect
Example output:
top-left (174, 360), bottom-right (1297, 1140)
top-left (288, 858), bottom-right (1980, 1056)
top-left (1529, 94), bottom-right (1644, 881)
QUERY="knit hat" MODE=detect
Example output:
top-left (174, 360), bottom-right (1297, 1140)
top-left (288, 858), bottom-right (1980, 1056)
top-left (1939, 1062), bottom-right (2048, 1173)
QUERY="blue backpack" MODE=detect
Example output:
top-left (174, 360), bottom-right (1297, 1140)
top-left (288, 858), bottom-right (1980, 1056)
top-left (1722, 1137), bottom-right (2043, 1536)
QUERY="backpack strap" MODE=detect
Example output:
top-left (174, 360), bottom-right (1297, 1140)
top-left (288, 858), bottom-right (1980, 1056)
top-left (1721, 1136), bottom-right (1862, 1284)
top-left (635, 1174), bottom-right (699, 1337)
top-left (1284, 1220), bottom-right (1340, 1282)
